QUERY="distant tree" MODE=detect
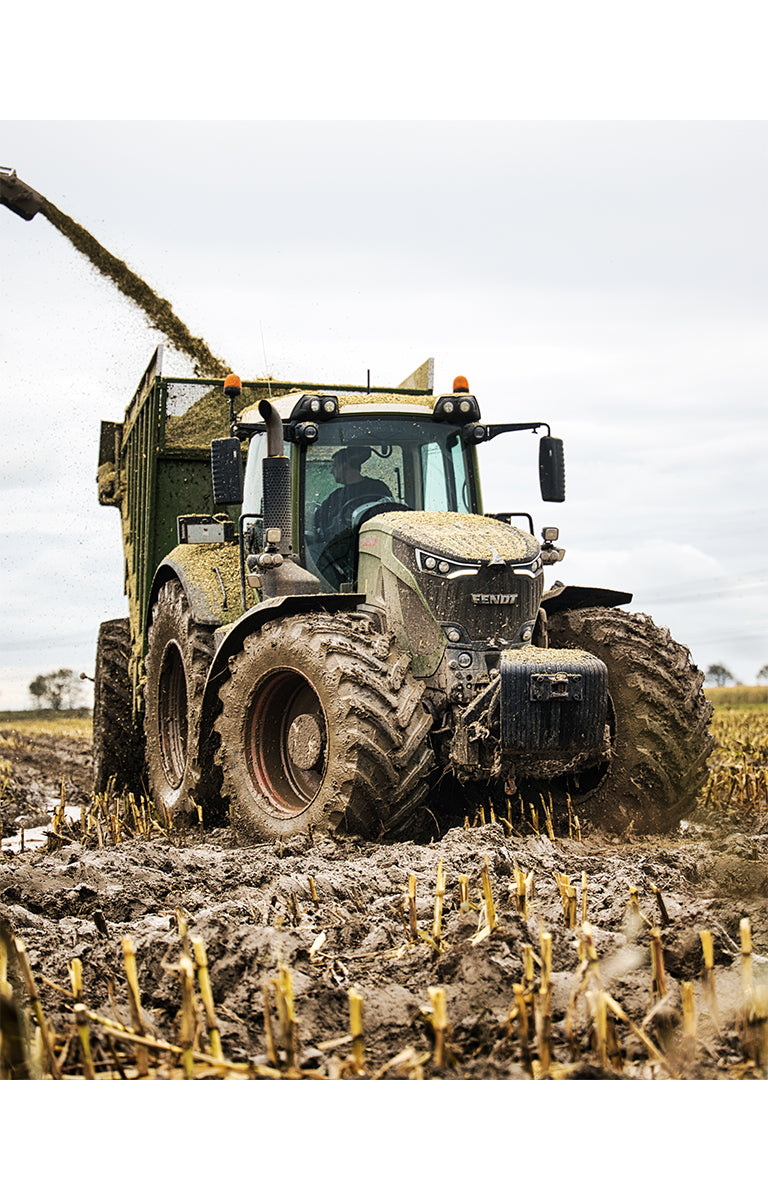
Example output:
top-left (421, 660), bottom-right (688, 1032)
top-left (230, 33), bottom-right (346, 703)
top-left (705, 663), bottom-right (735, 687)
top-left (28, 668), bottom-right (83, 711)
top-left (758, 665), bottom-right (768, 683)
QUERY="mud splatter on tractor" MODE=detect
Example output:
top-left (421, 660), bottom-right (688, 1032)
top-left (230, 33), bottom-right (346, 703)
top-left (94, 357), bottom-right (712, 841)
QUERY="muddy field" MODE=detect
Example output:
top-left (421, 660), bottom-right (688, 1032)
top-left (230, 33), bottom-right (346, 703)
top-left (1, 725), bottom-right (767, 1080)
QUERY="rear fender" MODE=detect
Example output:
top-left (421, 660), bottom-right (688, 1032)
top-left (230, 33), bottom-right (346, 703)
top-left (148, 544), bottom-right (247, 632)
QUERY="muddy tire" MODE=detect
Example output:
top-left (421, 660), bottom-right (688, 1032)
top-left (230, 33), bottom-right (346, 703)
top-left (92, 618), bottom-right (144, 793)
top-left (546, 606), bottom-right (714, 833)
top-left (144, 579), bottom-right (215, 816)
top-left (215, 612), bottom-right (434, 841)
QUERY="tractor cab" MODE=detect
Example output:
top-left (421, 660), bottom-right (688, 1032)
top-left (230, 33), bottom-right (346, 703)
top-left (213, 373), bottom-right (565, 604)
top-left (299, 414), bottom-right (477, 590)
top-left (236, 387), bottom-right (484, 592)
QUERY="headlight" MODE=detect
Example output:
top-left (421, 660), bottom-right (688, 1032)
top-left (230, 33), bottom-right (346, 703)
top-left (415, 549), bottom-right (479, 579)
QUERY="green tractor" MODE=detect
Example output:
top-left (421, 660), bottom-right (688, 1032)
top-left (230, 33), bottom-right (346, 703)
top-left (94, 350), bottom-right (712, 841)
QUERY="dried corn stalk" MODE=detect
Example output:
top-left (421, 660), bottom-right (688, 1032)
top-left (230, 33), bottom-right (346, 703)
top-left (680, 980), bottom-right (697, 1067)
top-left (650, 883), bottom-right (670, 927)
top-left (740, 918), bottom-right (753, 998)
top-left (13, 937), bottom-right (59, 1079)
top-left (192, 937), bottom-right (222, 1061)
top-left (481, 857), bottom-right (496, 932)
top-left (432, 860), bottom-right (446, 946)
top-left (178, 953), bottom-right (197, 1079)
top-left (554, 872), bottom-right (577, 928)
top-left (349, 988), bottom-right (365, 1073)
top-left (121, 936), bottom-right (148, 1077)
top-left (650, 928), bottom-right (667, 999)
top-left (407, 874), bottom-right (418, 941)
top-left (74, 1003), bottom-right (95, 1079)
top-left (427, 987), bottom-right (448, 1069)
top-left (700, 929), bottom-right (720, 1029)
top-left (511, 982), bottom-right (534, 1077)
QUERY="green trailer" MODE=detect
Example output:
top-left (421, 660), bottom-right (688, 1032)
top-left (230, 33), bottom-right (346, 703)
top-left (98, 346), bottom-right (275, 702)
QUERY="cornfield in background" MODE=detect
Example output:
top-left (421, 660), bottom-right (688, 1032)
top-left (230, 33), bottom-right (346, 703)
top-left (701, 690), bottom-right (768, 817)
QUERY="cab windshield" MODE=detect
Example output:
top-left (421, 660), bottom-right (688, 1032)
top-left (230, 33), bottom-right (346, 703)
top-left (302, 416), bottom-right (474, 591)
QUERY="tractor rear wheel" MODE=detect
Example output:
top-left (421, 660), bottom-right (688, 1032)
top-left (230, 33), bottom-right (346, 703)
top-left (546, 606), bottom-right (713, 832)
top-left (144, 579), bottom-right (215, 816)
top-left (215, 612), bottom-right (434, 841)
top-left (92, 618), bottom-right (144, 794)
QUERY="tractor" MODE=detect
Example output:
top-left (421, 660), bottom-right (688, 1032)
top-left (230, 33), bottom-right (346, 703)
top-left (93, 351), bottom-right (713, 840)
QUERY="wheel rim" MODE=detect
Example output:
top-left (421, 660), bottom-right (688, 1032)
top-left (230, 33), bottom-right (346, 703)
top-left (245, 669), bottom-right (328, 815)
top-left (157, 642), bottom-right (188, 790)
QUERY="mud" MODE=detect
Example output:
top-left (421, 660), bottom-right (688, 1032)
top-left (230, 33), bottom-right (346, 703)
top-left (1, 729), bottom-right (767, 1079)
top-left (0, 729), bottom-right (92, 841)
top-left (376, 510), bottom-right (540, 561)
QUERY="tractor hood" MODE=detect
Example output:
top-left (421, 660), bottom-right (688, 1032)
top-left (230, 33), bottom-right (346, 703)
top-left (368, 511), bottom-right (541, 567)
top-left (358, 511), bottom-right (546, 676)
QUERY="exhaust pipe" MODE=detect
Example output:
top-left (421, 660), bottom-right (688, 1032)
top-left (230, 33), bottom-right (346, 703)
top-left (0, 168), bottom-right (45, 221)
top-left (258, 399), bottom-right (292, 547)
top-left (255, 398), bottom-right (320, 598)
top-left (258, 398), bottom-right (285, 459)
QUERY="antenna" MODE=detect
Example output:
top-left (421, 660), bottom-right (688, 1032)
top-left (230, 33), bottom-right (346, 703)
top-left (367, 369), bottom-right (370, 394)
top-left (260, 322), bottom-right (273, 399)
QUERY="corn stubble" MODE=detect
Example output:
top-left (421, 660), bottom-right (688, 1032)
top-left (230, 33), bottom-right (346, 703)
top-left (1, 858), bottom-right (765, 1081)
top-left (39, 780), bottom-right (181, 854)
top-left (2, 710), bottom-right (766, 1080)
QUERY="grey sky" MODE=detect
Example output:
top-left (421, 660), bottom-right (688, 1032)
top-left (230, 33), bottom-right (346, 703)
top-left (1, 120), bottom-right (766, 707)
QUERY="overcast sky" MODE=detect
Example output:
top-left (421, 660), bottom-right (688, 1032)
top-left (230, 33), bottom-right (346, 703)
top-left (1, 119), bottom-right (767, 707)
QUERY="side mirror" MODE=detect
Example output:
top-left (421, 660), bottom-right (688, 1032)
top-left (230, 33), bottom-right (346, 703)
top-left (539, 436), bottom-right (565, 502)
top-left (211, 437), bottom-right (244, 506)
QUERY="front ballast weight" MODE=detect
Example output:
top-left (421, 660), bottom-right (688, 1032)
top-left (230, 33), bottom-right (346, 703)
top-left (500, 647), bottom-right (608, 768)
top-left (449, 646), bottom-right (609, 779)
top-left (446, 606), bottom-right (712, 834)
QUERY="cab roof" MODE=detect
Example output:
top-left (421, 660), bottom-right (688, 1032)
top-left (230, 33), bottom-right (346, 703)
top-left (239, 389), bottom-right (435, 423)
top-left (238, 357), bottom-right (437, 422)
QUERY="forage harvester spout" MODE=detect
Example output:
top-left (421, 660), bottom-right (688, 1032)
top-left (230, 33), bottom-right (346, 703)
top-left (0, 167), bottom-right (45, 221)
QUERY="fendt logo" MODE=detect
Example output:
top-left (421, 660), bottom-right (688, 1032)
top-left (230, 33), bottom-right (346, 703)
top-left (472, 593), bottom-right (518, 605)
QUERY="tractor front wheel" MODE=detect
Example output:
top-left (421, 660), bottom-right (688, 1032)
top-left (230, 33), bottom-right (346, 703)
top-left (215, 612), bottom-right (434, 841)
top-left (546, 606), bottom-right (713, 833)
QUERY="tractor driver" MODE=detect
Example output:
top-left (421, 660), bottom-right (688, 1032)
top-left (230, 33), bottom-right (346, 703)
top-left (317, 447), bottom-right (392, 538)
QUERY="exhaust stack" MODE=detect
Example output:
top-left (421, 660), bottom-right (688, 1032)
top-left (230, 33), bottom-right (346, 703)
top-left (253, 398), bottom-right (320, 599)
top-left (258, 399), bottom-right (292, 549)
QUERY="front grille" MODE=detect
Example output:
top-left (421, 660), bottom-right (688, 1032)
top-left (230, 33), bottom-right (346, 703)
top-left (415, 565), bottom-right (543, 641)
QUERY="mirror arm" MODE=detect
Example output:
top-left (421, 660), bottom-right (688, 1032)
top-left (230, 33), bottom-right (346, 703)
top-left (462, 421), bottom-right (551, 444)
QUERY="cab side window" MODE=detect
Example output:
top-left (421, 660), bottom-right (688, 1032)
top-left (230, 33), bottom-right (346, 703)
top-left (241, 431), bottom-right (268, 550)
